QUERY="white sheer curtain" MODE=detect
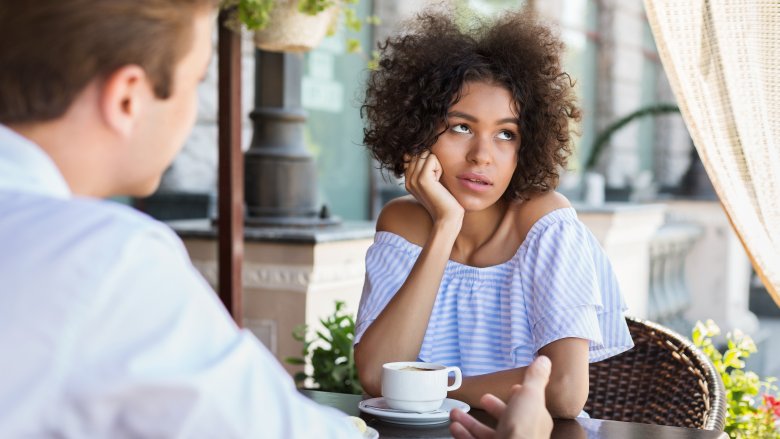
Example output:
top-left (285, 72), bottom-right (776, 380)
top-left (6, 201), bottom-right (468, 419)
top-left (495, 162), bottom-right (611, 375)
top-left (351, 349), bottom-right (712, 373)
top-left (643, 0), bottom-right (780, 307)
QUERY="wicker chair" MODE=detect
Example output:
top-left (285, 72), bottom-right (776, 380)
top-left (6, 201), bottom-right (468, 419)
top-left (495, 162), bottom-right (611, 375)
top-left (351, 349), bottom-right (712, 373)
top-left (584, 316), bottom-right (727, 431)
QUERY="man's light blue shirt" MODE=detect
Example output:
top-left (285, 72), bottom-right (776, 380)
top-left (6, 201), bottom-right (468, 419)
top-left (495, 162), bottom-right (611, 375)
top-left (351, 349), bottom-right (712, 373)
top-left (0, 125), bottom-right (359, 438)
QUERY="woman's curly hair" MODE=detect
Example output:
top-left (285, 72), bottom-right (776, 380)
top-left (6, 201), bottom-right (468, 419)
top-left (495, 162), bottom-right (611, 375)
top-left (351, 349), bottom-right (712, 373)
top-left (361, 7), bottom-right (581, 201)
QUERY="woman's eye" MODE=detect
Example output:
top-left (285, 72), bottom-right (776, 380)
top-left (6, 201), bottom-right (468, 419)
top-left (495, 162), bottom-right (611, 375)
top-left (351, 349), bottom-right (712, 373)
top-left (496, 130), bottom-right (515, 141)
top-left (451, 124), bottom-right (470, 134)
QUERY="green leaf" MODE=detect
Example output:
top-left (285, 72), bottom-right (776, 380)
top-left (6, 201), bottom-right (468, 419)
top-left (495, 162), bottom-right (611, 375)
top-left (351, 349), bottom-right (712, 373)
top-left (291, 324), bottom-right (308, 342)
top-left (284, 300), bottom-right (363, 394)
top-left (692, 321), bottom-right (780, 437)
top-left (315, 330), bottom-right (332, 344)
top-left (724, 350), bottom-right (740, 368)
top-left (346, 39), bottom-right (361, 54)
top-left (298, 0), bottom-right (334, 15)
top-left (235, 0), bottom-right (275, 31)
top-left (223, 0), bottom-right (378, 67)
top-left (692, 324), bottom-right (703, 346)
top-left (285, 357), bottom-right (306, 365)
top-left (293, 371), bottom-right (307, 384)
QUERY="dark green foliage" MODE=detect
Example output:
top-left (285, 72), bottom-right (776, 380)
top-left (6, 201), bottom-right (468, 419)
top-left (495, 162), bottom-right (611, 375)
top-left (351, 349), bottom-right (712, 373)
top-left (285, 301), bottom-right (363, 395)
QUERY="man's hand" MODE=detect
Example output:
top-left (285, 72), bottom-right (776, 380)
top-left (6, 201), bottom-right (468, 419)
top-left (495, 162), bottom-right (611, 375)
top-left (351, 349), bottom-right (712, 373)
top-left (449, 356), bottom-right (554, 439)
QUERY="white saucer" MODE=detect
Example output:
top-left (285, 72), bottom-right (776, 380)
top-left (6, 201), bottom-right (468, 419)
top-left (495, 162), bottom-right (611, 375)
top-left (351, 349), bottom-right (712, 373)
top-left (358, 397), bottom-right (470, 425)
top-left (363, 426), bottom-right (379, 439)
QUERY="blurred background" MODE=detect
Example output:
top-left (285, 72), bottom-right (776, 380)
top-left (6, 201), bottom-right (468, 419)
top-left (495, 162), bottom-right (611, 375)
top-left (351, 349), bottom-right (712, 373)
top-left (129, 0), bottom-right (778, 384)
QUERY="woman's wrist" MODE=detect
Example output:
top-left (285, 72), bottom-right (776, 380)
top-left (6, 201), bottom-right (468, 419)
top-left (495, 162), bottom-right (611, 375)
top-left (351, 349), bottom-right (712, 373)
top-left (432, 213), bottom-right (463, 236)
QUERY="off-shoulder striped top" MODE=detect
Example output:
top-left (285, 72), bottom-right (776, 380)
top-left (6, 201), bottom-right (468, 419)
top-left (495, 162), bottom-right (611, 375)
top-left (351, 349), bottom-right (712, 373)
top-left (354, 207), bottom-right (634, 377)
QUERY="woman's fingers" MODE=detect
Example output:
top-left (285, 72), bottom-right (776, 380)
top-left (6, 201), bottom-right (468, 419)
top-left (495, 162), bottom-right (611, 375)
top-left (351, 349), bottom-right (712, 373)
top-left (404, 151), bottom-right (432, 193)
top-left (413, 149), bottom-right (430, 177)
top-left (407, 151), bottom-right (442, 188)
top-left (420, 152), bottom-right (442, 182)
top-left (403, 153), bottom-right (417, 192)
top-left (402, 150), bottom-right (463, 224)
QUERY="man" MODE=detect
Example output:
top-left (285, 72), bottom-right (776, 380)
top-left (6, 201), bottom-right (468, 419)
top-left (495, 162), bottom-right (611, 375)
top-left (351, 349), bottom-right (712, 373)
top-left (0, 1), bottom-right (356, 436)
top-left (0, 1), bottom-right (552, 437)
top-left (450, 356), bottom-right (554, 439)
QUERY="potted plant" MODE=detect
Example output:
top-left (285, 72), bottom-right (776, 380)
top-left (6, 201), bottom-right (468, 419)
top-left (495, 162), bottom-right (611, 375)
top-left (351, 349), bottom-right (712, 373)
top-left (285, 300), bottom-right (363, 394)
top-left (693, 320), bottom-right (780, 438)
top-left (223, 0), bottom-right (375, 54)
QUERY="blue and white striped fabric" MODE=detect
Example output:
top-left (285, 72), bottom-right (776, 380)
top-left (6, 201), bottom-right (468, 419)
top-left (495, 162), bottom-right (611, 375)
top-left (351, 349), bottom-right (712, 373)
top-left (354, 207), bottom-right (634, 377)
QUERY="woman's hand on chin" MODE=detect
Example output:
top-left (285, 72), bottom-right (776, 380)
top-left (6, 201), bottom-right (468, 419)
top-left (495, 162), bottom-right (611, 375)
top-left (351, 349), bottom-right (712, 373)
top-left (404, 151), bottom-right (464, 228)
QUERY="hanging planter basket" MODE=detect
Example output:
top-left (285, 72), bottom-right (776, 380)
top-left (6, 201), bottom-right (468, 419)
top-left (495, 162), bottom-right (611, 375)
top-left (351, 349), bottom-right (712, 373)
top-left (253, 1), bottom-right (338, 53)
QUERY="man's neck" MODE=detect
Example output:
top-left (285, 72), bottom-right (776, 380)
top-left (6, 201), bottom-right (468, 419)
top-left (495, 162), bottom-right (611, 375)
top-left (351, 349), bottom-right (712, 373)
top-left (7, 119), bottom-right (114, 198)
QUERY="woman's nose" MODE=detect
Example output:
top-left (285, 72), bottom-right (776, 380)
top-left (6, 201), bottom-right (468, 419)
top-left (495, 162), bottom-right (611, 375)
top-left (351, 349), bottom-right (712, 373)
top-left (466, 135), bottom-right (493, 165)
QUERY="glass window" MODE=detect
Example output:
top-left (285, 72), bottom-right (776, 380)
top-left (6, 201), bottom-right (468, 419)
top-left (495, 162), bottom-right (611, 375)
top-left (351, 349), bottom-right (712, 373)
top-left (303, 2), bottom-right (375, 220)
top-left (638, 11), bottom-right (661, 174)
top-left (535, 0), bottom-right (599, 196)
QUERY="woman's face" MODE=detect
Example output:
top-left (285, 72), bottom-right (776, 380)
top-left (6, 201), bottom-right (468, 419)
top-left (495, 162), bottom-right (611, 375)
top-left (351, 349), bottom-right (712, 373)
top-left (430, 81), bottom-right (520, 212)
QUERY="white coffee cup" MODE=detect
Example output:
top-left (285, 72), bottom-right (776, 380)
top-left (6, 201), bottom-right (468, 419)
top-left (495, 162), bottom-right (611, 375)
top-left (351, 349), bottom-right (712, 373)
top-left (381, 361), bottom-right (463, 412)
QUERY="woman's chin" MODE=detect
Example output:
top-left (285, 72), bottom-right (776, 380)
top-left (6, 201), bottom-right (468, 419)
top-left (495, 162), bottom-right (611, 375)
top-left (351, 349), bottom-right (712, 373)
top-left (456, 195), bottom-right (503, 213)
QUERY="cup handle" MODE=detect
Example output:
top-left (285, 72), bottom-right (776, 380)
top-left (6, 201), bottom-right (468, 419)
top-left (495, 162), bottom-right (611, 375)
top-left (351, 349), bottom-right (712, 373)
top-left (445, 366), bottom-right (462, 391)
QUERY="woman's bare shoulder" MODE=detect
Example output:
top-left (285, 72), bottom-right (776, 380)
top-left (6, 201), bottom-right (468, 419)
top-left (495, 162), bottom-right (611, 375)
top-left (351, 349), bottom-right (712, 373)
top-left (513, 192), bottom-right (573, 238)
top-left (376, 195), bottom-right (432, 247)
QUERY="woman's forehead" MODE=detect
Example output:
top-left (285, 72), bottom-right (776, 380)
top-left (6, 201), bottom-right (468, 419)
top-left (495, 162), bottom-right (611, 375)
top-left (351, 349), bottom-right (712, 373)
top-left (449, 81), bottom-right (520, 119)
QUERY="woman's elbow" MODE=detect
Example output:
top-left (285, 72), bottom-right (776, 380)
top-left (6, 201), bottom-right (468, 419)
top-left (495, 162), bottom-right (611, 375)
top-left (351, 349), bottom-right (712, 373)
top-left (546, 381), bottom-right (588, 419)
top-left (547, 398), bottom-right (585, 419)
top-left (355, 346), bottom-right (381, 396)
top-left (358, 370), bottom-right (381, 397)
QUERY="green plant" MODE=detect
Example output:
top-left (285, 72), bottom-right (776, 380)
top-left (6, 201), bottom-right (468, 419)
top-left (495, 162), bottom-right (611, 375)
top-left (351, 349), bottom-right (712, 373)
top-left (285, 300), bottom-right (363, 394)
top-left (693, 320), bottom-right (780, 438)
top-left (223, 0), bottom-right (378, 56)
top-left (585, 103), bottom-right (680, 170)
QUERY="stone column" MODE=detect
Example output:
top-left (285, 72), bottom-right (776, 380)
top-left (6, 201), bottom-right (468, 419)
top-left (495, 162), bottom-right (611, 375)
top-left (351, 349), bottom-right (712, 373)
top-left (665, 200), bottom-right (758, 334)
top-left (169, 219), bottom-right (375, 376)
top-left (244, 50), bottom-right (338, 226)
top-left (577, 203), bottom-right (667, 318)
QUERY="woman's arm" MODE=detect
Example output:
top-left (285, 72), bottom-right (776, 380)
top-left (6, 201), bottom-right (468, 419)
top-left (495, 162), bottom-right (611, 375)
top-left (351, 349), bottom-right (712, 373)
top-left (355, 152), bottom-right (464, 397)
top-left (355, 216), bottom-right (459, 396)
top-left (538, 337), bottom-right (590, 418)
top-left (449, 338), bottom-right (590, 419)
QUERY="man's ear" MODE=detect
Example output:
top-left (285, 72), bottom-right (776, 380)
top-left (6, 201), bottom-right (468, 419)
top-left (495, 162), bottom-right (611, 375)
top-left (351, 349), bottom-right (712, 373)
top-left (98, 65), bottom-right (150, 138)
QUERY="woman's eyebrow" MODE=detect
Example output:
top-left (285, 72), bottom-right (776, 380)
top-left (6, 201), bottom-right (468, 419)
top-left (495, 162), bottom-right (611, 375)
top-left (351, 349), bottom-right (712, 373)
top-left (496, 117), bottom-right (520, 126)
top-left (447, 111), bottom-right (477, 122)
top-left (447, 111), bottom-right (519, 126)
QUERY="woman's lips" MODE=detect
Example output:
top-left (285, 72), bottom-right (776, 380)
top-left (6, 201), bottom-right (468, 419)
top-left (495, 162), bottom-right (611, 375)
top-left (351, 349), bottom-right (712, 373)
top-left (456, 173), bottom-right (493, 192)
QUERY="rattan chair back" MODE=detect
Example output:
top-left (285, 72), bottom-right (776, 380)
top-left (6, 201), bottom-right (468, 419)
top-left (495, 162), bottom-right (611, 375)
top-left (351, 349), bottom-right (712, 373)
top-left (584, 316), bottom-right (726, 430)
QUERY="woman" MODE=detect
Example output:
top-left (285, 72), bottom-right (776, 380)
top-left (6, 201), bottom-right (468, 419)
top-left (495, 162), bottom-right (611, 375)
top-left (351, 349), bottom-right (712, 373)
top-left (354, 7), bottom-right (633, 418)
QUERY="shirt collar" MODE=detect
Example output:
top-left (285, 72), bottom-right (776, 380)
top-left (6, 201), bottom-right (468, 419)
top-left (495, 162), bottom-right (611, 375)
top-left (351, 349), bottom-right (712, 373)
top-left (0, 124), bottom-right (71, 199)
